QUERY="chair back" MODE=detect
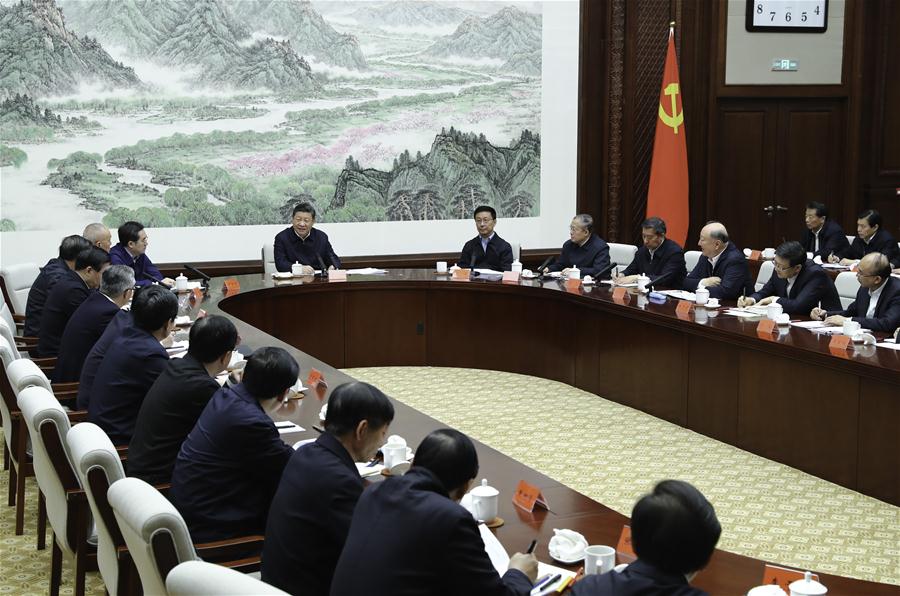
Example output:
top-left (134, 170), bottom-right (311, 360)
top-left (608, 243), bottom-right (637, 275)
top-left (0, 317), bottom-right (22, 359)
top-left (0, 262), bottom-right (40, 315)
top-left (684, 250), bottom-right (701, 272)
top-left (8, 358), bottom-right (52, 393)
top-left (262, 244), bottom-right (276, 276)
top-left (18, 385), bottom-right (80, 556)
top-left (0, 336), bottom-right (22, 453)
top-left (846, 235), bottom-right (856, 246)
top-left (834, 271), bottom-right (861, 309)
top-left (67, 423), bottom-right (127, 595)
top-left (166, 560), bottom-right (289, 595)
top-left (755, 260), bottom-right (775, 292)
top-left (1, 302), bottom-right (16, 335)
top-left (108, 477), bottom-right (198, 595)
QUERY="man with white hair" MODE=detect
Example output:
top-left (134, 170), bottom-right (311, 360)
top-left (682, 221), bottom-right (753, 300)
top-left (83, 222), bottom-right (112, 252)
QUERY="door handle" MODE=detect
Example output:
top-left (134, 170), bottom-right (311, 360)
top-left (775, 205), bottom-right (788, 212)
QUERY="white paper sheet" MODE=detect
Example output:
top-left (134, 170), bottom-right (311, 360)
top-left (274, 421), bottom-right (304, 434)
top-left (478, 524), bottom-right (576, 595)
top-left (821, 263), bottom-right (851, 270)
top-left (789, 321), bottom-right (831, 329)
top-left (355, 462), bottom-right (385, 477)
top-left (346, 268), bottom-right (389, 275)
top-left (659, 289), bottom-right (696, 301)
top-left (722, 309), bottom-right (761, 318)
top-left (875, 342), bottom-right (900, 351)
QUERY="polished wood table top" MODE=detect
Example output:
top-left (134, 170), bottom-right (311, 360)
top-left (176, 271), bottom-right (897, 595)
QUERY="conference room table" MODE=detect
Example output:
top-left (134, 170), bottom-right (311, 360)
top-left (177, 269), bottom-right (898, 595)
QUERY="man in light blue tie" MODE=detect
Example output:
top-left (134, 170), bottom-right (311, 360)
top-left (458, 205), bottom-right (514, 271)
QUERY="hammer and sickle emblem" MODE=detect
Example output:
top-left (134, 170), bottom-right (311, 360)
top-left (658, 82), bottom-right (683, 134)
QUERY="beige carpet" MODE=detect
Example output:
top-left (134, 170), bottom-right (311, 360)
top-left (346, 366), bottom-right (899, 586)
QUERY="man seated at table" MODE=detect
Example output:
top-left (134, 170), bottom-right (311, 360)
top-left (171, 346), bottom-right (297, 543)
top-left (24, 234), bottom-right (93, 337)
top-left (88, 286), bottom-right (177, 444)
top-left (331, 428), bottom-right (538, 596)
top-left (831, 209), bottom-right (900, 268)
top-left (109, 220), bottom-right (174, 287)
top-left (76, 306), bottom-right (133, 410)
top-left (458, 205), bottom-right (514, 271)
top-left (812, 252), bottom-right (900, 333)
top-left (546, 213), bottom-right (612, 279)
top-left (615, 216), bottom-right (686, 289)
top-left (274, 202), bottom-right (341, 274)
top-left (262, 381), bottom-right (395, 596)
top-left (36, 247), bottom-right (110, 357)
top-left (52, 265), bottom-right (134, 383)
top-left (127, 315), bottom-right (238, 485)
top-left (572, 480), bottom-right (720, 596)
top-left (738, 241), bottom-right (841, 315)
top-left (801, 202), bottom-right (849, 260)
top-left (682, 221), bottom-right (752, 300)
top-left (82, 222), bottom-right (112, 252)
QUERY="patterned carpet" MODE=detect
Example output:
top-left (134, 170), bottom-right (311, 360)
top-left (1, 367), bottom-right (896, 594)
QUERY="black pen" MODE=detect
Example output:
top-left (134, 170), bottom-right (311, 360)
top-left (526, 539), bottom-right (538, 554)
top-left (312, 424), bottom-right (325, 433)
top-left (533, 573), bottom-right (561, 592)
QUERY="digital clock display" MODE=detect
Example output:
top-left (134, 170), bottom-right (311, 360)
top-left (746, 0), bottom-right (828, 33)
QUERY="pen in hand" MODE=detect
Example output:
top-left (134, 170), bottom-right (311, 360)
top-left (526, 539), bottom-right (538, 554)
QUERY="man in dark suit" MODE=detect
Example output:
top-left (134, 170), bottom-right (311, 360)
top-left (812, 252), bottom-right (900, 333)
top-left (801, 202), bottom-right (849, 260)
top-left (24, 234), bottom-right (92, 337)
top-left (331, 428), bottom-right (537, 596)
top-left (36, 247), bottom-right (110, 357)
top-left (76, 308), bottom-right (132, 410)
top-left (273, 202), bottom-right (341, 273)
top-left (682, 222), bottom-right (753, 300)
top-left (82, 222), bottom-right (112, 252)
top-left (458, 205), bottom-right (514, 271)
top-left (572, 480), bottom-right (720, 596)
top-left (833, 209), bottom-right (900, 268)
top-left (738, 241), bottom-right (841, 315)
top-left (617, 216), bottom-right (687, 289)
top-left (109, 220), bottom-right (174, 287)
top-left (88, 286), bottom-right (177, 444)
top-left (547, 214), bottom-right (613, 279)
top-left (262, 382), bottom-right (395, 596)
top-left (128, 315), bottom-right (239, 485)
top-left (171, 347), bottom-right (298, 543)
top-left (52, 265), bottom-right (134, 382)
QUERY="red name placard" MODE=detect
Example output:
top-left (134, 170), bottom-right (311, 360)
top-left (675, 300), bottom-right (693, 319)
top-left (749, 250), bottom-right (762, 261)
top-left (452, 268), bottom-right (471, 280)
top-left (762, 564), bottom-right (819, 593)
top-left (306, 368), bottom-right (328, 400)
top-left (756, 319), bottom-right (776, 337)
top-left (223, 278), bottom-right (240, 293)
top-left (502, 271), bottom-right (520, 283)
top-left (612, 287), bottom-right (628, 303)
top-left (328, 269), bottom-right (347, 281)
top-left (191, 287), bottom-right (204, 302)
top-left (512, 480), bottom-right (549, 513)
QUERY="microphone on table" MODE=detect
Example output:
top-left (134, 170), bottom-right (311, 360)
top-left (469, 253), bottom-right (479, 277)
top-left (183, 264), bottom-right (211, 286)
top-left (535, 256), bottom-right (555, 278)
top-left (317, 254), bottom-right (328, 276)
top-left (595, 262), bottom-right (616, 281)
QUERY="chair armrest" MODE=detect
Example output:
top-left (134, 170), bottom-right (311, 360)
top-left (13, 314), bottom-right (24, 323)
top-left (52, 382), bottom-right (79, 393)
top-left (30, 356), bottom-right (55, 366)
top-left (221, 556), bottom-right (261, 574)
top-left (194, 535), bottom-right (265, 563)
top-left (153, 482), bottom-right (171, 496)
top-left (16, 338), bottom-right (38, 351)
top-left (66, 409), bottom-right (89, 423)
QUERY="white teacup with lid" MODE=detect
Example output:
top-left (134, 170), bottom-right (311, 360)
top-left (382, 435), bottom-right (408, 469)
top-left (695, 286), bottom-right (709, 305)
top-left (175, 273), bottom-right (188, 291)
top-left (747, 585), bottom-right (787, 596)
top-left (567, 266), bottom-right (580, 280)
top-left (291, 261), bottom-right (304, 276)
top-left (470, 478), bottom-right (499, 522)
top-left (789, 572), bottom-right (827, 596)
top-left (511, 260), bottom-right (523, 273)
top-left (637, 274), bottom-right (650, 291)
top-left (767, 302), bottom-right (784, 320)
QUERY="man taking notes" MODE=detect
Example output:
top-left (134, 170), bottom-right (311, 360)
top-left (812, 252), bottom-right (900, 333)
top-left (262, 382), bottom-right (395, 596)
top-left (458, 205), bottom-right (514, 271)
top-left (616, 216), bottom-right (686, 289)
top-left (831, 209), bottom-right (900, 268)
top-left (546, 214), bottom-right (612, 279)
top-left (273, 202), bottom-right (341, 274)
top-left (738, 241), bottom-right (841, 315)
top-left (682, 221), bottom-right (752, 300)
top-left (331, 428), bottom-right (537, 596)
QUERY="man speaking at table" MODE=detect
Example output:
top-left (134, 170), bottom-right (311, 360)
top-left (458, 205), bottom-right (514, 271)
top-left (738, 241), bottom-right (841, 315)
top-left (274, 202), bottom-right (341, 274)
top-left (811, 252), bottom-right (900, 333)
top-left (546, 213), bottom-right (612, 279)
top-left (682, 221), bottom-right (752, 300)
top-left (615, 216), bottom-right (686, 288)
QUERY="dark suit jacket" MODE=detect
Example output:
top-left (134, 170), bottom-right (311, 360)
top-left (77, 309), bottom-right (132, 410)
top-left (127, 354), bottom-right (220, 485)
top-left (330, 467), bottom-right (532, 596)
top-left (802, 219), bottom-right (850, 260)
top-left (683, 243), bottom-right (753, 300)
top-left (87, 325), bottom-right (169, 445)
top-left (262, 432), bottom-right (363, 596)
top-left (621, 238), bottom-right (687, 289)
top-left (827, 276), bottom-right (900, 333)
top-left (841, 229), bottom-right (900, 268)
top-left (750, 260), bottom-right (842, 314)
top-left (109, 243), bottom-right (163, 287)
top-left (36, 268), bottom-right (91, 357)
top-left (24, 257), bottom-right (68, 337)
top-left (571, 559), bottom-right (707, 596)
top-left (549, 234), bottom-right (613, 279)
top-left (459, 233), bottom-right (514, 271)
top-left (51, 292), bottom-right (120, 383)
top-left (273, 227), bottom-right (341, 272)
top-left (170, 382), bottom-right (294, 543)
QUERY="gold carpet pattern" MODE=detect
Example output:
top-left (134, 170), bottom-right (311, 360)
top-left (346, 366), bottom-right (899, 586)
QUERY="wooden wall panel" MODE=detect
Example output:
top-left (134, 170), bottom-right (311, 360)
top-left (856, 379), bottom-right (900, 505)
top-left (344, 290), bottom-right (426, 367)
top-left (687, 336), bottom-right (738, 445)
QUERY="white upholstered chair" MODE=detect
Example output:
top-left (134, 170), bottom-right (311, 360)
top-left (262, 244), bottom-right (276, 276)
top-left (834, 271), bottom-right (861, 309)
top-left (608, 243), bottom-right (638, 276)
top-left (755, 260), bottom-right (775, 292)
top-left (18, 385), bottom-right (95, 596)
top-left (166, 561), bottom-right (288, 596)
top-left (0, 262), bottom-right (40, 315)
top-left (684, 250), bottom-right (701, 272)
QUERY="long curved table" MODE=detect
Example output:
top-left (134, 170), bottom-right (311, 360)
top-left (184, 270), bottom-right (897, 595)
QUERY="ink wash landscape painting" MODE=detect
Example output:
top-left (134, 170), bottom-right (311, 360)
top-left (0, 0), bottom-right (546, 232)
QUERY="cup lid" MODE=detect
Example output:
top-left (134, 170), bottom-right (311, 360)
top-left (470, 478), bottom-right (499, 497)
top-left (788, 572), bottom-right (827, 595)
